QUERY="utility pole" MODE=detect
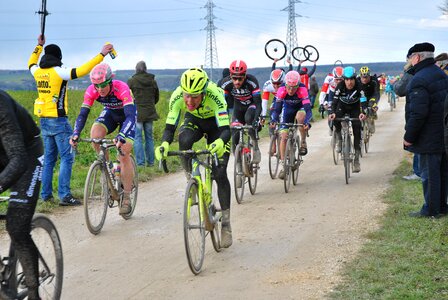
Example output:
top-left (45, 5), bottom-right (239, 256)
top-left (282, 0), bottom-right (302, 60)
top-left (203, 0), bottom-right (219, 82)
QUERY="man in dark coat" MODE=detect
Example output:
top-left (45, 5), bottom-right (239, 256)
top-left (128, 61), bottom-right (159, 166)
top-left (404, 42), bottom-right (448, 218)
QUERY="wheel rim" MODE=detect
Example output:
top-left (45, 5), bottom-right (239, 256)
top-left (184, 181), bottom-right (205, 274)
top-left (265, 39), bottom-right (287, 60)
top-left (233, 145), bottom-right (245, 204)
top-left (268, 135), bottom-right (279, 179)
top-left (84, 162), bottom-right (108, 234)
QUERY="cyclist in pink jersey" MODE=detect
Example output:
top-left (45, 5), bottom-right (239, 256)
top-left (70, 63), bottom-right (137, 215)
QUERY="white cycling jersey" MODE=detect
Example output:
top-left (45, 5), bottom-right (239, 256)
top-left (261, 79), bottom-right (279, 116)
top-left (318, 73), bottom-right (338, 105)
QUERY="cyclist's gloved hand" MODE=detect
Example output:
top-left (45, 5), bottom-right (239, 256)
top-left (115, 133), bottom-right (127, 145)
top-left (208, 138), bottom-right (225, 157)
top-left (155, 141), bottom-right (169, 161)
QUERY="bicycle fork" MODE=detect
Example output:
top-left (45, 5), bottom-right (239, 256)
top-left (102, 161), bottom-right (120, 201)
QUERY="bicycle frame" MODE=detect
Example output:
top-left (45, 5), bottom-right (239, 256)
top-left (80, 138), bottom-right (120, 201)
top-left (232, 124), bottom-right (255, 176)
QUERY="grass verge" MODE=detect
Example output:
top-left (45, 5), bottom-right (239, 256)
top-left (329, 158), bottom-right (448, 299)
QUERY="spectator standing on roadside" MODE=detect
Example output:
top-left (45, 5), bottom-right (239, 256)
top-left (128, 61), bottom-right (159, 167)
top-left (309, 76), bottom-right (319, 108)
top-left (403, 42), bottom-right (448, 218)
top-left (393, 59), bottom-right (421, 181)
top-left (28, 34), bottom-right (112, 206)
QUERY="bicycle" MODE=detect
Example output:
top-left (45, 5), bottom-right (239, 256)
top-left (268, 123), bottom-right (281, 179)
top-left (279, 123), bottom-right (305, 193)
top-left (231, 124), bottom-right (259, 204)
top-left (331, 125), bottom-right (341, 165)
top-left (335, 116), bottom-right (358, 184)
top-left (362, 108), bottom-right (374, 154)
top-left (387, 90), bottom-right (396, 111)
top-left (0, 213), bottom-right (63, 300)
top-left (160, 149), bottom-right (222, 275)
top-left (79, 138), bottom-right (138, 235)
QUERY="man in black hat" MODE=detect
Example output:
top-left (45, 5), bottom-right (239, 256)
top-left (403, 42), bottom-right (448, 218)
top-left (28, 34), bottom-right (113, 206)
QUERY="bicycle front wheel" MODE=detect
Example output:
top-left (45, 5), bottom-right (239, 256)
top-left (120, 155), bottom-right (138, 220)
top-left (284, 140), bottom-right (292, 193)
top-left (363, 122), bottom-right (370, 154)
top-left (12, 214), bottom-right (64, 300)
top-left (210, 180), bottom-right (222, 253)
top-left (248, 162), bottom-right (258, 195)
top-left (84, 161), bottom-right (109, 235)
top-left (292, 138), bottom-right (300, 186)
top-left (268, 134), bottom-right (280, 179)
top-left (233, 145), bottom-right (245, 204)
top-left (344, 135), bottom-right (351, 184)
top-left (183, 179), bottom-right (205, 275)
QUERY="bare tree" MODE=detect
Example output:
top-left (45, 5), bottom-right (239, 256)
top-left (439, 0), bottom-right (448, 14)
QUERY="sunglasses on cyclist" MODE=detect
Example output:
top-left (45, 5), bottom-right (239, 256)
top-left (94, 79), bottom-right (112, 89)
top-left (182, 91), bottom-right (202, 98)
top-left (231, 76), bottom-right (245, 82)
top-left (272, 82), bottom-right (282, 86)
top-left (285, 83), bottom-right (299, 89)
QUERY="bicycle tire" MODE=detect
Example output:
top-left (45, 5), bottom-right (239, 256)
top-left (304, 45), bottom-right (319, 61)
top-left (331, 133), bottom-right (340, 165)
top-left (183, 179), bottom-right (205, 275)
top-left (210, 180), bottom-right (222, 253)
top-left (84, 161), bottom-right (108, 235)
top-left (233, 144), bottom-right (245, 204)
top-left (283, 140), bottom-right (292, 193)
top-left (120, 155), bottom-right (138, 220)
top-left (363, 122), bottom-right (370, 154)
top-left (292, 138), bottom-right (300, 186)
top-left (291, 46), bottom-right (310, 63)
top-left (264, 39), bottom-right (287, 61)
top-left (344, 133), bottom-right (351, 184)
top-left (248, 162), bottom-right (258, 195)
top-left (11, 214), bottom-right (64, 300)
top-left (268, 134), bottom-right (280, 179)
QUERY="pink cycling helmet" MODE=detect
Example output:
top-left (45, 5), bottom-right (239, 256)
top-left (270, 69), bottom-right (285, 84)
top-left (90, 63), bottom-right (114, 84)
top-left (285, 70), bottom-right (301, 86)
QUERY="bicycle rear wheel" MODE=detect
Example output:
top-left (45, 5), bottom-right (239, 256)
top-left (183, 179), bottom-right (205, 275)
top-left (120, 155), bottom-right (138, 220)
top-left (331, 133), bottom-right (340, 165)
top-left (210, 180), bottom-right (222, 253)
top-left (268, 134), bottom-right (280, 179)
top-left (292, 139), bottom-right (300, 186)
top-left (283, 140), bottom-right (292, 193)
top-left (84, 161), bottom-right (108, 235)
top-left (233, 145), bottom-right (245, 204)
top-left (12, 214), bottom-right (63, 300)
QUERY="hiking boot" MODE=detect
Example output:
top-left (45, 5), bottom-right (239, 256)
top-left (119, 192), bottom-right (132, 215)
top-left (252, 147), bottom-right (261, 164)
top-left (221, 209), bottom-right (233, 248)
top-left (59, 194), bottom-right (81, 206)
top-left (353, 150), bottom-right (361, 173)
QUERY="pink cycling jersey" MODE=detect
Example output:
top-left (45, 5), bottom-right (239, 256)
top-left (83, 80), bottom-right (134, 109)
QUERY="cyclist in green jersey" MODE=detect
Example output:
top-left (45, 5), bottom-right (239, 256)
top-left (155, 68), bottom-right (233, 248)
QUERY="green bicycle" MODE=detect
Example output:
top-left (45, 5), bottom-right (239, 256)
top-left (161, 149), bottom-right (222, 275)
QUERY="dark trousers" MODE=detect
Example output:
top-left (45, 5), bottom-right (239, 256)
top-left (418, 152), bottom-right (448, 216)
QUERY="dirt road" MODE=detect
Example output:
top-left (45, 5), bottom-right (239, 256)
top-left (2, 96), bottom-right (406, 299)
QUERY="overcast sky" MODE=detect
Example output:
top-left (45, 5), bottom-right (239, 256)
top-left (1, 0), bottom-right (447, 72)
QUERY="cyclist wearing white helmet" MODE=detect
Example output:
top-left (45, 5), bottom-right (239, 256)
top-left (70, 63), bottom-right (137, 215)
top-left (271, 70), bottom-right (312, 179)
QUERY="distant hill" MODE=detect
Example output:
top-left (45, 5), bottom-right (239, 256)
top-left (0, 62), bottom-right (405, 91)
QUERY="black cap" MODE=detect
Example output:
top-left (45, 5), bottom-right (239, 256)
top-left (44, 44), bottom-right (62, 60)
top-left (407, 42), bottom-right (435, 58)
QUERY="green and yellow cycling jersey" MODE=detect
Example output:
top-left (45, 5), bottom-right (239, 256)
top-left (166, 82), bottom-right (229, 127)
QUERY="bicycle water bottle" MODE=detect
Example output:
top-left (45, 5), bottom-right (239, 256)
top-left (105, 42), bottom-right (117, 59)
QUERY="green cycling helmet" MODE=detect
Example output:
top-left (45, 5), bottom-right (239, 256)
top-left (180, 68), bottom-right (209, 94)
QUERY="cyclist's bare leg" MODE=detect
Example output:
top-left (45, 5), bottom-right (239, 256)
top-left (90, 123), bottom-right (108, 153)
top-left (118, 142), bottom-right (134, 214)
top-left (279, 131), bottom-right (288, 161)
top-left (296, 111), bottom-right (307, 154)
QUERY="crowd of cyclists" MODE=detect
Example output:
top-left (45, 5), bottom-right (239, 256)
top-left (1, 34), bottom-right (395, 298)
